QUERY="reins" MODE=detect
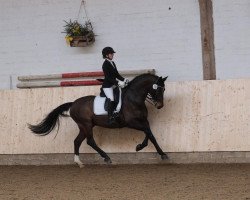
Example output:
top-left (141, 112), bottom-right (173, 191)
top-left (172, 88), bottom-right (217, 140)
top-left (146, 93), bottom-right (157, 106)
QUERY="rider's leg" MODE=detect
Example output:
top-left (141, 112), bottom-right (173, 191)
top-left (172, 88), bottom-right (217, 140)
top-left (107, 100), bottom-right (116, 121)
top-left (103, 88), bottom-right (116, 123)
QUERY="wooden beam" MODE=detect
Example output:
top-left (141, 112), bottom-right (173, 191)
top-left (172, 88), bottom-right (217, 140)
top-left (199, 0), bottom-right (216, 80)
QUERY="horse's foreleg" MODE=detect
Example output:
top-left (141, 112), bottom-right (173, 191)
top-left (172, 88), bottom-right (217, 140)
top-left (144, 127), bottom-right (168, 160)
top-left (74, 131), bottom-right (86, 168)
top-left (87, 136), bottom-right (112, 164)
top-left (129, 119), bottom-right (168, 160)
top-left (136, 136), bottom-right (148, 152)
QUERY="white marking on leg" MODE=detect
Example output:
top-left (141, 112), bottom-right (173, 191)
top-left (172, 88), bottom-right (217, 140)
top-left (74, 155), bottom-right (84, 168)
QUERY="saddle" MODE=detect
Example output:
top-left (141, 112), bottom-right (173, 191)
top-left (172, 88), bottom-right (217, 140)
top-left (93, 86), bottom-right (122, 116)
top-left (100, 86), bottom-right (120, 111)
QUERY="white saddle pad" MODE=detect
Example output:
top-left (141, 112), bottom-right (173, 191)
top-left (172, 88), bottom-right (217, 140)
top-left (93, 88), bottom-right (122, 115)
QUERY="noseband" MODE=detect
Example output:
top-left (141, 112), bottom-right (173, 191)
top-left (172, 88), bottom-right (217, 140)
top-left (146, 80), bottom-right (165, 107)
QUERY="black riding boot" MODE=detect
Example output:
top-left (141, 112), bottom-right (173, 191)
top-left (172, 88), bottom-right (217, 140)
top-left (108, 101), bottom-right (116, 124)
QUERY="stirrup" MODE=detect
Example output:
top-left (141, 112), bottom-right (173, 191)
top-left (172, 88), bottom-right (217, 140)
top-left (112, 112), bottom-right (119, 119)
top-left (108, 115), bottom-right (116, 124)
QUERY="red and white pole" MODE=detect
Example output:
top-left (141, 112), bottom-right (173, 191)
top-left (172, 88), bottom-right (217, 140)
top-left (18, 69), bottom-right (155, 81)
top-left (17, 69), bottom-right (155, 88)
top-left (17, 80), bottom-right (102, 88)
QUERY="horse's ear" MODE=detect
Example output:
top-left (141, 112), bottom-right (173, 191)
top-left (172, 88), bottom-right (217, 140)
top-left (163, 76), bottom-right (168, 82)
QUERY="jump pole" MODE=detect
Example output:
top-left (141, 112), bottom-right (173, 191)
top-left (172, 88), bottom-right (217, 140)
top-left (17, 80), bottom-right (102, 88)
top-left (18, 69), bottom-right (155, 81)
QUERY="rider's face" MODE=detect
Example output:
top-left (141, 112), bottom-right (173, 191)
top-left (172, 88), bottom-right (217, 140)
top-left (107, 53), bottom-right (114, 60)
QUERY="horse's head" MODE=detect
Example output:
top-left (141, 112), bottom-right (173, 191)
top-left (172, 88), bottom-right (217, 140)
top-left (147, 76), bottom-right (168, 109)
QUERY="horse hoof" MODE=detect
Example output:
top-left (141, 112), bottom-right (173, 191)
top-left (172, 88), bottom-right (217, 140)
top-left (136, 144), bottom-right (142, 152)
top-left (161, 154), bottom-right (169, 160)
top-left (74, 162), bottom-right (85, 168)
top-left (104, 158), bottom-right (112, 164)
top-left (74, 155), bottom-right (85, 168)
top-left (78, 164), bottom-right (85, 168)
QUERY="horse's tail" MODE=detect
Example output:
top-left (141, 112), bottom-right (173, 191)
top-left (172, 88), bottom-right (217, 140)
top-left (28, 102), bottom-right (73, 136)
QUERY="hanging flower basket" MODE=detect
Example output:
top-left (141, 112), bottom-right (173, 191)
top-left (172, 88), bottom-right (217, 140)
top-left (68, 35), bottom-right (95, 47)
top-left (63, 20), bottom-right (95, 47)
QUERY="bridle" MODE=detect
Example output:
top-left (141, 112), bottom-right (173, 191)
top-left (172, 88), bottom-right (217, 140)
top-left (146, 82), bottom-right (165, 106)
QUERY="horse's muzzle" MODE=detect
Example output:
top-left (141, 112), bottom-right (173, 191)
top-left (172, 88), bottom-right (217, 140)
top-left (155, 102), bottom-right (164, 109)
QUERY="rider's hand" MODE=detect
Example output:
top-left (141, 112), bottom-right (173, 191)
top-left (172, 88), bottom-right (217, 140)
top-left (118, 80), bottom-right (126, 88)
top-left (124, 78), bottom-right (129, 85)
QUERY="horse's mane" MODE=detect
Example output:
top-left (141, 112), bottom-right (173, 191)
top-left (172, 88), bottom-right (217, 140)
top-left (122, 73), bottom-right (158, 95)
top-left (128, 73), bottom-right (158, 87)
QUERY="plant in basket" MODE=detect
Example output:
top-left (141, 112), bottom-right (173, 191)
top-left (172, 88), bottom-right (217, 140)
top-left (63, 19), bottom-right (95, 47)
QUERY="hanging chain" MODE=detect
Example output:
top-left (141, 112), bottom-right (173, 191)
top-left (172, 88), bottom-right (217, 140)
top-left (77, 0), bottom-right (90, 22)
top-left (83, 0), bottom-right (90, 22)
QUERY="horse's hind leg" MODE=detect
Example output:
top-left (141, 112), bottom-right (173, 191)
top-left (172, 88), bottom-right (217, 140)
top-left (86, 134), bottom-right (112, 164)
top-left (74, 130), bottom-right (86, 168)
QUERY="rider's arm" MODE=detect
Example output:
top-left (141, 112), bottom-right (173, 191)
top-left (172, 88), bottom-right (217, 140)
top-left (112, 62), bottom-right (125, 82)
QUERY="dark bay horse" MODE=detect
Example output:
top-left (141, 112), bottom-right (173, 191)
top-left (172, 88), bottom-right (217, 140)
top-left (29, 73), bottom-right (168, 167)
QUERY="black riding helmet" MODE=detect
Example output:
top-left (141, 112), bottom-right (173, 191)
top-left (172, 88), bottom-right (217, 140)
top-left (102, 47), bottom-right (116, 58)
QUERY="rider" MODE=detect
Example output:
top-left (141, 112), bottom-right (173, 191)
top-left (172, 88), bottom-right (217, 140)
top-left (101, 47), bottom-right (129, 123)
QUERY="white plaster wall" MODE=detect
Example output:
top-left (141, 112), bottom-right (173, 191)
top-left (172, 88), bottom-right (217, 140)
top-left (0, 0), bottom-right (202, 89)
top-left (213, 0), bottom-right (250, 79)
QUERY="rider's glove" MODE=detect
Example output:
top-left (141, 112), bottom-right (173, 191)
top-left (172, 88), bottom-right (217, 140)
top-left (124, 78), bottom-right (129, 86)
top-left (118, 80), bottom-right (126, 88)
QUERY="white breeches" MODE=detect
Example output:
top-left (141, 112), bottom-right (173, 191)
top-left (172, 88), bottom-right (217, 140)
top-left (103, 87), bottom-right (114, 101)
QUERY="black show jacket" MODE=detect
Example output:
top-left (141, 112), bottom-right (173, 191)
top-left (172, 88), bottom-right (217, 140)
top-left (101, 59), bottom-right (125, 88)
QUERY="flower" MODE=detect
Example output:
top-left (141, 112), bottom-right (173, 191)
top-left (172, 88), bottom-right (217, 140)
top-left (63, 20), bottom-right (94, 37)
top-left (62, 19), bottom-right (95, 46)
top-left (65, 36), bottom-right (73, 45)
